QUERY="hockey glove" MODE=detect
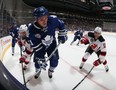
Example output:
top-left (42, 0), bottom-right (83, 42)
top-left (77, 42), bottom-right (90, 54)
top-left (93, 59), bottom-right (101, 66)
top-left (37, 58), bottom-right (48, 70)
top-left (20, 55), bottom-right (27, 63)
top-left (80, 36), bottom-right (89, 45)
top-left (58, 30), bottom-right (68, 43)
top-left (19, 54), bottom-right (30, 64)
top-left (10, 32), bottom-right (15, 37)
top-left (19, 49), bottom-right (32, 64)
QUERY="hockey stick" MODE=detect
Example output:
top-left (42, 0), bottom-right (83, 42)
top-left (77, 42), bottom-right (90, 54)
top-left (20, 47), bottom-right (27, 87)
top-left (20, 46), bottom-right (22, 56)
top-left (21, 63), bottom-right (27, 87)
top-left (46, 42), bottom-right (61, 62)
top-left (72, 66), bottom-right (94, 90)
top-left (24, 76), bottom-right (33, 85)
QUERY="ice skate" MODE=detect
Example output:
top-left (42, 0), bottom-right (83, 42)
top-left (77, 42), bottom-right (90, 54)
top-left (12, 48), bottom-right (14, 56)
top-left (12, 50), bottom-right (14, 56)
top-left (79, 62), bottom-right (84, 69)
top-left (12, 52), bottom-right (14, 56)
top-left (48, 69), bottom-right (54, 79)
top-left (23, 64), bottom-right (27, 70)
top-left (34, 69), bottom-right (41, 79)
top-left (105, 65), bottom-right (109, 72)
top-left (76, 41), bottom-right (79, 46)
top-left (70, 41), bottom-right (74, 45)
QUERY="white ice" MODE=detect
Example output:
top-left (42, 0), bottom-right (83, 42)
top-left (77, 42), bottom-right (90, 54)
top-left (3, 32), bottom-right (116, 90)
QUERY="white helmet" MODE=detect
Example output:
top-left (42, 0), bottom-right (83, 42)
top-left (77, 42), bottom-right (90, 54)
top-left (94, 27), bottom-right (102, 34)
top-left (19, 24), bottom-right (28, 32)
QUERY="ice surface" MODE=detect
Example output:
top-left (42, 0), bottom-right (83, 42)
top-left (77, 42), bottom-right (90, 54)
top-left (3, 32), bottom-right (116, 90)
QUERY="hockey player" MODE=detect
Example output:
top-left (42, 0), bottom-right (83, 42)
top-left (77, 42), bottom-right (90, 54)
top-left (18, 24), bottom-right (33, 70)
top-left (9, 23), bottom-right (19, 56)
top-left (79, 27), bottom-right (109, 72)
top-left (28, 6), bottom-right (68, 79)
top-left (70, 29), bottom-right (83, 45)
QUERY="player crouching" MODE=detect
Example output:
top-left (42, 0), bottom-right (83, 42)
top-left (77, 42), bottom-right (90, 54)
top-left (79, 27), bottom-right (109, 72)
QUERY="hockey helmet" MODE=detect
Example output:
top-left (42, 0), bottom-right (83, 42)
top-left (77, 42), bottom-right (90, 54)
top-left (18, 24), bottom-right (28, 37)
top-left (19, 24), bottom-right (28, 32)
top-left (33, 6), bottom-right (48, 18)
top-left (94, 27), bottom-right (102, 34)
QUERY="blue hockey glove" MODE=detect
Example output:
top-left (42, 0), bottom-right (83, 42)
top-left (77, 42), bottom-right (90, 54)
top-left (37, 58), bottom-right (48, 70)
top-left (58, 30), bottom-right (68, 43)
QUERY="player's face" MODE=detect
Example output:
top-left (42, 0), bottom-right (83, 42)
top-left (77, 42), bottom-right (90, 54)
top-left (19, 32), bottom-right (26, 38)
top-left (37, 15), bottom-right (48, 28)
top-left (94, 32), bottom-right (100, 39)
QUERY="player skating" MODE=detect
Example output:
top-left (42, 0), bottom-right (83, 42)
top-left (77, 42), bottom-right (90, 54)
top-left (28, 6), bottom-right (68, 79)
top-left (9, 22), bottom-right (19, 56)
top-left (79, 27), bottom-right (109, 72)
top-left (70, 29), bottom-right (83, 45)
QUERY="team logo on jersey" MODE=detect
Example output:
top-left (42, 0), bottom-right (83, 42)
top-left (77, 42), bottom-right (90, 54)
top-left (35, 34), bottom-right (41, 39)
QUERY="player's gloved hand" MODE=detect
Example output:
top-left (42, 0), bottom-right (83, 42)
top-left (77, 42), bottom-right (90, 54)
top-left (58, 35), bottom-right (68, 44)
top-left (41, 61), bottom-right (48, 70)
top-left (58, 30), bottom-right (68, 43)
top-left (80, 36), bottom-right (89, 45)
top-left (93, 59), bottom-right (101, 66)
top-left (19, 55), bottom-right (27, 63)
top-left (19, 54), bottom-right (30, 64)
top-left (37, 58), bottom-right (48, 70)
top-left (10, 32), bottom-right (15, 37)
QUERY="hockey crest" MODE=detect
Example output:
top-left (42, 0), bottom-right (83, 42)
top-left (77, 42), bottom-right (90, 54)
top-left (35, 34), bottom-right (41, 39)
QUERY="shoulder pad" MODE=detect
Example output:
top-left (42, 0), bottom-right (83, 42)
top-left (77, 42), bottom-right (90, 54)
top-left (98, 36), bottom-right (105, 42)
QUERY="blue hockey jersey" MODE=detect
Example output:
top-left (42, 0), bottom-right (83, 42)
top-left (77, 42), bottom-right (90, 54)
top-left (28, 15), bottom-right (66, 52)
top-left (74, 30), bottom-right (83, 37)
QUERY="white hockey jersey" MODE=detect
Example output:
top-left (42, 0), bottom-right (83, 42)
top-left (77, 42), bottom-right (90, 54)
top-left (85, 32), bottom-right (106, 53)
top-left (17, 37), bottom-right (33, 53)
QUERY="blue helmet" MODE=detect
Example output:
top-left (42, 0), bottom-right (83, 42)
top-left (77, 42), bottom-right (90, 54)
top-left (33, 6), bottom-right (48, 18)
